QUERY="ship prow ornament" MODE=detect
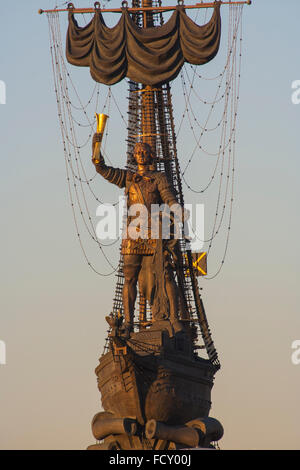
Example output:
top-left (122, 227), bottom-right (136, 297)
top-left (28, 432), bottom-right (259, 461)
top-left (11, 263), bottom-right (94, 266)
top-left (41, 0), bottom-right (251, 450)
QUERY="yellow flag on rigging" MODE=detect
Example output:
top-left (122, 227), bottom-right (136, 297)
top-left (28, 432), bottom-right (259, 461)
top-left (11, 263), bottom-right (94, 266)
top-left (184, 252), bottom-right (207, 276)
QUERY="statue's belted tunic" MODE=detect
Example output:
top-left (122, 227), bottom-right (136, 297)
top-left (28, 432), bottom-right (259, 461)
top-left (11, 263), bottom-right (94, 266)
top-left (93, 156), bottom-right (178, 255)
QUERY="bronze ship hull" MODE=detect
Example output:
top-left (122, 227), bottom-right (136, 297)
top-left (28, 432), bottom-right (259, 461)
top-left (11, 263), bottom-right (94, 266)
top-left (95, 326), bottom-right (215, 426)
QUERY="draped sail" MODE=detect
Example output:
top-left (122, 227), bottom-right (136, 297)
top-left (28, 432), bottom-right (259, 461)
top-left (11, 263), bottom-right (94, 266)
top-left (66, 4), bottom-right (221, 86)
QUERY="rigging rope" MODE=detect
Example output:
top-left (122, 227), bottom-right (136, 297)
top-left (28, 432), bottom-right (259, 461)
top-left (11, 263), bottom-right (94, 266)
top-left (47, 12), bottom-right (120, 276)
top-left (175, 4), bottom-right (243, 279)
top-left (182, 6), bottom-right (242, 280)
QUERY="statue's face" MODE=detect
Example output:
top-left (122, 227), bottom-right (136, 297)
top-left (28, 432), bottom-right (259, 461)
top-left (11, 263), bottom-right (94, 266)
top-left (134, 143), bottom-right (152, 165)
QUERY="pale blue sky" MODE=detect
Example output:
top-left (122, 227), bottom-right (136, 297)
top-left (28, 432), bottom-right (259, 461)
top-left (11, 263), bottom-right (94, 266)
top-left (1, 0), bottom-right (300, 449)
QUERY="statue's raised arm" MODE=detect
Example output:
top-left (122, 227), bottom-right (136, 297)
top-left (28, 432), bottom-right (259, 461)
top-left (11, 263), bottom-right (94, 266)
top-left (92, 132), bottom-right (127, 189)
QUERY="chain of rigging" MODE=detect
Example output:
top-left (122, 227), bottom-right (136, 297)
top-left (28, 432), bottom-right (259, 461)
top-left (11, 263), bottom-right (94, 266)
top-left (175, 4), bottom-right (243, 279)
top-left (184, 4), bottom-right (242, 278)
top-left (49, 12), bottom-right (122, 200)
top-left (48, 12), bottom-right (119, 276)
top-left (205, 5), bottom-right (241, 260)
top-left (181, 6), bottom-right (242, 172)
top-left (205, 6), bottom-right (243, 280)
top-left (180, 36), bottom-right (237, 196)
top-left (176, 4), bottom-right (235, 139)
top-left (180, 68), bottom-right (234, 160)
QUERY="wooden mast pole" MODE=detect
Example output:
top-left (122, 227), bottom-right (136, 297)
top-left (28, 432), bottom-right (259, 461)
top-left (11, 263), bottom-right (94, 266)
top-left (140, 0), bottom-right (156, 151)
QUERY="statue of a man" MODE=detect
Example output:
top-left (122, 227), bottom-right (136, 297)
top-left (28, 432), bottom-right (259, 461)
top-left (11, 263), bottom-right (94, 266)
top-left (92, 134), bottom-right (183, 335)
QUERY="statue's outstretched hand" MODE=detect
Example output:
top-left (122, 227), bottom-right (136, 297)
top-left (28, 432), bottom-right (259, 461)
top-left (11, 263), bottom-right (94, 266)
top-left (92, 132), bottom-right (103, 164)
top-left (92, 132), bottom-right (102, 145)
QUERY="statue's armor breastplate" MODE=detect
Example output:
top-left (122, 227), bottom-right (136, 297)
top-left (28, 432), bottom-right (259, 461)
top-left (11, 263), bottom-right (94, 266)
top-left (122, 172), bottom-right (161, 255)
top-left (127, 175), bottom-right (161, 208)
top-left (93, 160), bottom-right (178, 256)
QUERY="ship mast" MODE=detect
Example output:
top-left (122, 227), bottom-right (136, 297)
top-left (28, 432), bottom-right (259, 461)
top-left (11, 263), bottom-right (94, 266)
top-left (123, 0), bottom-right (220, 367)
top-left (140, 0), bottom-right (156, 151)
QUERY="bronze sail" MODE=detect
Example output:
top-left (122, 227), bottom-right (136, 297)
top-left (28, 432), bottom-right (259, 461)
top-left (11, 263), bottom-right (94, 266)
top-left (66, 4), bottom-right (221, 85)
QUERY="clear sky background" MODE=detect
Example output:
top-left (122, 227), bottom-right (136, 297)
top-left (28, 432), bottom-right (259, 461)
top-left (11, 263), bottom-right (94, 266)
top-left (1, 0), bottom-right (300, 450)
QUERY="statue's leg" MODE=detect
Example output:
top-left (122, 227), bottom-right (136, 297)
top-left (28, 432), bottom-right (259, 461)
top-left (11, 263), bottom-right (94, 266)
top-left (139, 255), bottom-right (155, 325)
top-left (123, 254), bottom-right (143, 331)
top-left (165, 267), bottom-right (179, 323)
top-left (137, 261), bottom-right (147, 327)
top-left (141, 255), bottom-right (155, 304)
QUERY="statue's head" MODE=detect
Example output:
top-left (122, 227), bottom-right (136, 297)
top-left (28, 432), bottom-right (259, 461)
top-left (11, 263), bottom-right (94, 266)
top-left (133, 142), bottom-right (154, 165)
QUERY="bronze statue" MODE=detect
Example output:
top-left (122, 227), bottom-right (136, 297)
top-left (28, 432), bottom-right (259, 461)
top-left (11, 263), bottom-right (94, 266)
top-left (41, 0), bottom-right (231, 449)
top-left (92, 134), bottom-right (183, 335)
